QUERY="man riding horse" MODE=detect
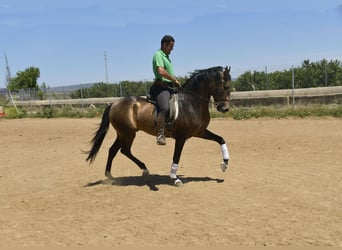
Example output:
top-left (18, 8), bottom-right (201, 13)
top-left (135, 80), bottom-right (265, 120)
top-left (150, 35), bottom-right (180, 145)
top-left (86, 35), bottom-right (232, 186)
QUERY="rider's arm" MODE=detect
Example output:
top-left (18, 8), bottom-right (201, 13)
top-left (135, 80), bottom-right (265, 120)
top-left (157, 67), bottom-right (180, 87)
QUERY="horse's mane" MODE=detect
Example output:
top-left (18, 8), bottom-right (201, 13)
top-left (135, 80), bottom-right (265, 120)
top-left (182, 66), bottom-right (224, 88)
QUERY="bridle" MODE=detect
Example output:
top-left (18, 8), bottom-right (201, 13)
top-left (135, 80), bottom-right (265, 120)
top-left (177, 68), bottom-right (231, 108)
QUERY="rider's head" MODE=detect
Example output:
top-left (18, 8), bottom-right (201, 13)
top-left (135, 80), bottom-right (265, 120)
top-left (161, 35), bottom-right (175, 55)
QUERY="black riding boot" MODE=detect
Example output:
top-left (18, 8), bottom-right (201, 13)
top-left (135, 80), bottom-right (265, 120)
top-left (156, 112), bottom-right (167, 145)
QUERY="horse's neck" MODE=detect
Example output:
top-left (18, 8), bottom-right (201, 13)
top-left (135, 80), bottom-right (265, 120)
top-left (183, 80), bottom-right (211, 100)
top-left (182, 81), bottom-right (211, 116)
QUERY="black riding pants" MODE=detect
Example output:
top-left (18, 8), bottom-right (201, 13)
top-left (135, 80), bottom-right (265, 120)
top-left (150, 85), bottom-right (171, 114)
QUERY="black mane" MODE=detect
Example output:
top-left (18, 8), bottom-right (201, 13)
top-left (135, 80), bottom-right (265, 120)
top-left (182, 66), bottom-right (223, 88)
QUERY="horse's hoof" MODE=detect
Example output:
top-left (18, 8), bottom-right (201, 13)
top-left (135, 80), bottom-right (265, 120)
top-left (172, 178), bottom-right (183, 187)
top-left (105, 172), bottom-right (114, 180)
top-left (220, 161), bottom-right (229, 172)
top-left (142, 169), bottom-right (150, 180)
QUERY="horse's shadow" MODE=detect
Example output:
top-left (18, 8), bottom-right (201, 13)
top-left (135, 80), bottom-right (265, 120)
top-left (84, 174), bottom-right (224, 191)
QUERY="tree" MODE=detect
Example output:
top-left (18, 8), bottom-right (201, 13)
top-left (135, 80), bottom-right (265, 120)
top-left (269, 70), bottom-right (292, 89)
top-left (8, 66), bottom-right (40, 91)
top-left (233, 59), bottom-right (342, 91)
top-left (37, 82), bottom-right (48, 100)
top-left (233, 71), bottom-right (254, 91)
top-left (70, 81), bottom-right (154, 99)
top-left (234, 70), bottom-right (268, 91)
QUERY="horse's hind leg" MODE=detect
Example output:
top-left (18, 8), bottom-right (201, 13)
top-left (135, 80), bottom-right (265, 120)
top-left (120, 132), bottom-right (150, 177)
top-left (105, 138), bottom-right (122, 179)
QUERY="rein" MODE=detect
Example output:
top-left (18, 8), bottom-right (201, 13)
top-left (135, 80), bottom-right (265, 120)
top-left (179, 87), bottom-right (223, 108)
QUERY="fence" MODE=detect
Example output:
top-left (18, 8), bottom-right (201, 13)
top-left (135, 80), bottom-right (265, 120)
top-left (230, 86), bottom-right (342, 107)
top-left (8, 86), bottom-right (342, 108)
top-left (10, 88), bottom-right (72, 101)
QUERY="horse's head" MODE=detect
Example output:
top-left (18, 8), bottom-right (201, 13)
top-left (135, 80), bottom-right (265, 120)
top-left (212, 66), bottom-right (231, 113)
top-left (182, 66), bottom-right (232, 113)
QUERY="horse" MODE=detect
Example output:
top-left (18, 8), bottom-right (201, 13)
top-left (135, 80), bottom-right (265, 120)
top-left (86, 66), bottom-right (232, 186)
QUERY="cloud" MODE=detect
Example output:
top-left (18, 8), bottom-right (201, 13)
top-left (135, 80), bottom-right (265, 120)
top-left (0, 4), bottom-right (10, 9)
top-left (338, 4), bottom-right (342, 12)
top-left (0, 19), bottom-right (22, 27)
top-left (0, 1), bottom-right (233, 29)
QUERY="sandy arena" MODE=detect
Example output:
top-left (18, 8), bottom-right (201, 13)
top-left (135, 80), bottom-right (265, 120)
top-left (0, 117), bottom-right (341, 246)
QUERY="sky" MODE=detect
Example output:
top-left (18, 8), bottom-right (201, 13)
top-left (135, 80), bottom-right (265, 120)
top-left (0, 0), bottom-right (341, 88)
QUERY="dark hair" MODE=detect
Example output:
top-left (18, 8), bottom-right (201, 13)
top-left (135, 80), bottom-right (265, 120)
top-left (161, 35), bottom-right (175, 47)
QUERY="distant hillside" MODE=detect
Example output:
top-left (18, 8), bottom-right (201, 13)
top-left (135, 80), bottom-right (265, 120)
top-left (49, 83), bottom-right (95, 92)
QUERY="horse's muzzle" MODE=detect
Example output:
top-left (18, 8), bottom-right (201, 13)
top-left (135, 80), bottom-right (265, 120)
top-left (216, 103), bottom-right (229, 113)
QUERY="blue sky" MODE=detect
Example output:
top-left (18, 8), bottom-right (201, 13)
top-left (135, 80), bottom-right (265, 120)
top-left (1, 0), bottom-right (341, 87)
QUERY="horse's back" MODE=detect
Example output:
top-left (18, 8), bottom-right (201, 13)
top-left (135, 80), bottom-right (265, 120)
top-left (109, 96), bottom-right (156, 135)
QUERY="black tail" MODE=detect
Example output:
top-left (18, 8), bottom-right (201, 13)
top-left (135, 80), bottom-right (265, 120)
top-left (86, 104), bottom-right (112, 163)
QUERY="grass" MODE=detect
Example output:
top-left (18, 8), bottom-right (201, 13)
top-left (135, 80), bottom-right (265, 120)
top-left (211, 104), bottom-right (342, 119)
top-left (2, 105), bottom-right (106, 119)
top-left (1, 104), bottom-right (342, 119)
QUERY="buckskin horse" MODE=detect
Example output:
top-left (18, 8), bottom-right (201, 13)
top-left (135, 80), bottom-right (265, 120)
top-left (86, 66), bottom-right (232, 186)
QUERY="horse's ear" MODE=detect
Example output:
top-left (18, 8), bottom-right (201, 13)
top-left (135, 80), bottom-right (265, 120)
top-left (224, 66), bottom-right (231, 76)
top-left (223, 66), bottom-right (231, 82)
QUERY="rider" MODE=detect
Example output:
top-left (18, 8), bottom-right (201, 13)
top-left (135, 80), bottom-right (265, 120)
top-left (151, 35), bottom-right (180, 145)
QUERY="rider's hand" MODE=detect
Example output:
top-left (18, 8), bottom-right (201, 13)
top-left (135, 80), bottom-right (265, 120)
top-left (173, 78), bottom-right (181, 87)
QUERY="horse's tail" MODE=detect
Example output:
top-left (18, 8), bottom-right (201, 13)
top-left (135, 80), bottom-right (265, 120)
top-left (86, 104), bottom-right (112, 163)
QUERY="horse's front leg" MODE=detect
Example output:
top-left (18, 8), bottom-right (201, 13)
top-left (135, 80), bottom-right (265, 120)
top-left (197, 129), bottom-right (230, 172)
top-left (170, 137), bottom-right (187, 186)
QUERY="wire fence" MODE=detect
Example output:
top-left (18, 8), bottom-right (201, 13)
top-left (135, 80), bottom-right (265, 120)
top-left (3, 85), bottom-right (91, 102)
top-left (2, 82), bottom-right (152, 102)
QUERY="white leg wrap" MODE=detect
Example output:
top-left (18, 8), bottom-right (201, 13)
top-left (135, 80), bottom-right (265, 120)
top-left (220, 143), bottom-right (230, 172)
top-left (221, 143), bottom-right (230, 160)
top-left (170, 163), bottom-right (178, 179)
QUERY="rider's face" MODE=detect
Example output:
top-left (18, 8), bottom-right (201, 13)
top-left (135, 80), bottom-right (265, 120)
top-left (162, 42), bottom-right (174, 55)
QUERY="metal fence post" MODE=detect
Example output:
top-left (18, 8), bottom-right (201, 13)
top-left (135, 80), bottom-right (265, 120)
top-left (292, 65), bottom-right (295, 107)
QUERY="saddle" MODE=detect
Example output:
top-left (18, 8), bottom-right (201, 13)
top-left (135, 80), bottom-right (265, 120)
top-left (146, 93), bottom-right (180, 123)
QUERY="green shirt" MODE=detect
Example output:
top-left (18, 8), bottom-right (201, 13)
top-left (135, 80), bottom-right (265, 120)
top-left (152, 49), bottom-right (175, 83)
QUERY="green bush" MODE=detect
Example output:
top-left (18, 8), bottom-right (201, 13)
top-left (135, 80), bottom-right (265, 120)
top-left (2, 104), bottom-right (342, 119)
top-left (3, 107), bottom-right (26, 118)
